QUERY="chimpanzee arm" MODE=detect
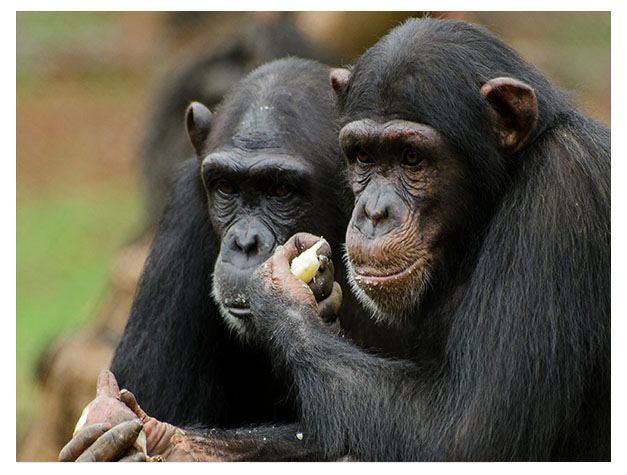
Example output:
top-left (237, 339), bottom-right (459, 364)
top-left (110, 158), bottom-right (224, 425)
top-left (248, 300), bottom-right (432, 461)
top-left (62, 421), bottom-right (322, 462)
top-left (60, 371), bottom-right (328, 462)
top-left (120, 385), bottom-right (325, 462)
top-left (159, 424), bottom-right (322, 462)
top-left (246, 232), bottom-right (603, 461)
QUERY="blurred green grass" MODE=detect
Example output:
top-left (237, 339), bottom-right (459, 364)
top-left (16, 185), bottom-right (142, 433)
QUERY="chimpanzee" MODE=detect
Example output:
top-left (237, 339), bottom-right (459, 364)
top-left (59, 57), bottom-right (357, 461)
top-left (242, 19), bottom-right (610, 461)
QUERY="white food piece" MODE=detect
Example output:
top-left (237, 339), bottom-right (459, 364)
top-left (73, 405), bottom-right (90, 436)
top-left (134, 428), bottom-right (148, 455)
top-left (290, 239), bottom-right (326, 283)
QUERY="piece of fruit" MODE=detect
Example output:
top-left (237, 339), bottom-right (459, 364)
top-left (290, 239), bottom-right (326, 283)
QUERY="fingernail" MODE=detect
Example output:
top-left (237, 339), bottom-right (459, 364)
top-left (129, 419), bottom-right (143, 431)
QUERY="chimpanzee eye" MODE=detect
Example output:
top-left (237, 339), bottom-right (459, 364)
top-left (271, 183), bottom-right (291, 198)
top-left (402, 148), bottom-right (423, 167)
top-left (217, 181), bottom-right (237, 195)
top-left (355, 148), bottom-right (373, 165)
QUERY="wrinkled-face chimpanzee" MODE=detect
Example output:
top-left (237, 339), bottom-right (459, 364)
top-left (241, 19), bottom-right (609, 461)
top-left (185, 61), bottom-right (347, 337)
top-left (59, 58), bottom-right (355, 462)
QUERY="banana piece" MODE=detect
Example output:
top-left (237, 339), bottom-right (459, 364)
top-left (290, 239), bottom-right (326, 283)
top-left (134, 429), bottom-right (147, 456)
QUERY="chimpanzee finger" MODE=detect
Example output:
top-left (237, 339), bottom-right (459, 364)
top-left (96, 369), bottom-right (120, 399)
top-left (310, 254), bottom-right (335, 302)
top-left (317, 282), bottom-right (343, 323)
top-left (119, 389), bottom-right (148, 422)
top-left (75, 419), bottom-right (143, 462)
top-left (283, 233), bottom-right (330, 263)
top-left (59, 423), bottom-right (112, 462)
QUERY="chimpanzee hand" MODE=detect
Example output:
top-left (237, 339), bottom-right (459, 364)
top-left (59, 369), bottom-right (147, 462)
top-left (247, 232), bottom-right (343, 337)
top-left (59, 370), bottom-right (198, 462)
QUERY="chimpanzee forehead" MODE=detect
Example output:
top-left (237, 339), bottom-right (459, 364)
top-left (342, 50), bottom-right (495, 151)
top-left (341, 75), bottom-right (433, 128)
top-left (224, 103), bottom-right (283, 148)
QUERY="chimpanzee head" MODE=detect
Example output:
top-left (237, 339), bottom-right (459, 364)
top-left (330, 19), bottom-right (569, 325)
top-left (185, 58), bottom-right (349, 337)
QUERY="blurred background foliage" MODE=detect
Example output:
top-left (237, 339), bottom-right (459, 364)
top-left (16, 11), bottom-right (610, 447)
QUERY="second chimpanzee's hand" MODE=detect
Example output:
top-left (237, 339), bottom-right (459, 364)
top-left (59, 370), bottom-right (199, 462)
top-left (247, 232), bottom-right (343, 336)
top-left (59, 369), bottom-right (147, 462)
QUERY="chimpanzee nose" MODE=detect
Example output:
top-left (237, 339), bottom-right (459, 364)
top-left (234, 230), bottom-right (259, 256)
top-left (363, 184), bottom-right (394, 229)
top-left (364, 199), bottom-right (390, 227)
top-left (222, 218), bottom-right (276, 269)
top-left (353, 183), bottom-right (407, 239)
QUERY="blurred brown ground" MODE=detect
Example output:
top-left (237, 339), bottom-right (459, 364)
top-left (16, 11), bottom-right (610, 461)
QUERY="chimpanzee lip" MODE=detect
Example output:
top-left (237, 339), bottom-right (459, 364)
top-left (225, 305), bottom-right (252, 319)
top-left (352, 258), bottom-right (423, 285)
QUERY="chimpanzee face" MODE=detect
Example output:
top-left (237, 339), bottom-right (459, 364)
top-left (199, 148), bottom-right (319, 336)
top-left (330, 51), bottom-right (539, 326)
top-left (339, 119), bottom-right (476, 324)
top-left (185, 59), bottom-right (348, 338)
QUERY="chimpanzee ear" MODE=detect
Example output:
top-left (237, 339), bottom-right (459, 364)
top-left (185, 101), bottom-right (212, 159)
top-left (480, 77), bottom-right (538, 155)
top-left (330, 68), bottom-right (352, 101)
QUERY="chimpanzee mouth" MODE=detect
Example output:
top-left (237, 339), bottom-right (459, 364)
top-left (225, 305), bottom-right (252, 319)
top-left (351, 258), bottom-right (424, 286)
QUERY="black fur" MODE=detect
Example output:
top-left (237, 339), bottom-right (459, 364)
top-left (248, 19), bottom-right (610, 461)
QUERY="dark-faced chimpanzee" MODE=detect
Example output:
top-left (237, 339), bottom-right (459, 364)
top-left (241, 18), bottom-right (609, 461)
top-left (59, 57), bottom-right (354, 461)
